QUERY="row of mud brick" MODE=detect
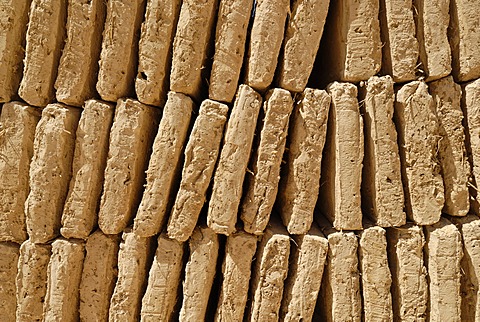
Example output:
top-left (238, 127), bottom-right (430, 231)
top-left (0, 0), bottom-right (478, 106)
top-left (1, 0), bottom-right (480, 321)
top-left (3, 74), bottom-right (480, 239)
top-left (0, 213), bottom-right (479, 321)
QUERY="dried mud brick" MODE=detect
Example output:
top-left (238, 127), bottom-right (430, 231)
top-left (61, 99), bottom-right (114, 239)
top-left (167, 99), bottom-right (227, 241)
top-left (134, 92), bottom-right (193, 237)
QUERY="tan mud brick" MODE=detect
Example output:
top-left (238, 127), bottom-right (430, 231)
top-left (464, 79), bottom-right (480, 201)
top-left (43, 239), bottom-right (85, 322)
top-left (141, 233), bottom-right (184, 322)
top-left (387, 224), bottom-right (428, 321)
top-left (215, 231), bottom-right (257, 322)
top-left (317, 222), bottom-right (361, 322)
top-left (170, 0), bottom-right (218, 99)
top-left (414, 0), bottom-right (451, 81)
top-left (167, 99), bottom-right (228, 241)
top-left (96, 0), bottom-right (145, 102)
top-left (0, 102), bottom-right (40, 243)
top-left (280, 224), bottom-right (328, 322)
top-left (18, 0), bottom-right (66, 107)
top-left (61, 100), bottom-right (114, 239)
top-left (109, 230), bottom-right (154, 322)
top-left (179, 226), bottom-right (219, 322)
top-left (79, 230), bottom-right (119, 322)
top-left (395, 81), bottom-right (444, 225)
top-left (449, 0), bottom-right (480, 82)
top-left (241, 88), bottom-right (293, 235)
top-left (0, 0), bottom-right (30, 102)
top-left (451, 215), bottom-right (480, 321)
top-left (358, 225), bottom-right (393, 321)
top-left (320, 0), bottom-right (381, 82)
top-left (135, 0), bottom-right (181, 106)
top-left (0, 242), bottom-right (19, 321)
top-left (209, 0), bottom-right (254, 102)
top-left (430, 76), bottom-right (469, 217)
top-left (244, 0), bottom-right (289, 92)
top-left (55, 0), bottom-right (106, 107)
top-left (360, 76), bottom-right (405, 227)
top-left (319, 82), bottom-right (363, 230)
top-left (379, 0), bottom-right (419, 82)
top-left (207, 85), bottom-right (262, 235)
top-left (425, 217), bottom-right (463, 322)
top-left (277, 88), bottom-right (330, 234)
top-left (248, 219), bottom-right (290, 322)
top-left (98, 99), bottom-right (160, 235)
top-left (16, 240), bottom-right (51, 322)
top-left (134, 93), bottom-right (193, 237)
top-left (25, 104), bottom-right (81, 243)
top-left (277, 0), bottom-right (329, 92)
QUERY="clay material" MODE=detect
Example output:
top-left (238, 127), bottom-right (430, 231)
top-left (414, 0), bottom-right (452, 81)
top-left (135, 0), bottom-right (181, 106)
top-left (96, 0), bottom-right (145, 102)
top-left (0, 0), bottom-right (30, 102)
top-left (43, 238), bottom-right (85, 322)
top-left (179, 226), bottom-right (219, 322)
top-left (379, 0), bottom-right (419, 82)
top-left (278, 88), bottom-right (330, 234)
top-left (109, 230), bottom-right (154, 322)
top-left (141, 233), bottom-right (184, 322)
top-left (98, 98), bottom-right (160, 235)
top-left (387, 224), bottom-right (428, 321)
top-left (430, 76), bottom-right (469, 217)
top-left (79, 230), bottom-right (119, 322)
top-left (25, 104), bottom-right (80, 243)
top-left (134, 92), bottom-right (193, 237)
top-left (207, 85), bottom-right (262, 235)
top-left (320, 0), bottom-right (382, 82)
top-left (449, 0), bottom-right (480, 82)
top-left (319, 82), bottom-right (363, 230)
top-left (248, 218), bottom-right (290, 322)
top-left (464, 79), bottom-right (480, 205)
top-left (451, 215), bottom-right (480, 321)
top-left (55, 0), bottom-right (106, 106)
top-left (394, 81), bottom-right (444, 225)
top-left (170, 0), bottom-right (218, 99)
top-left (215, 231), bottom-right (257, 322)
top-left (359, 225), bottom-right (393, 321)
top-left (0, 102), bottom-right (40, 243)
top-left (280, 224), bottom-right (328, 322)
top-left (244, 0), bottom-right (289, 92)
top-left (0, 242), bottom-right (19, 322)
top-left (241, 88), bottom-right (293, 235)
top-left (16, 240), bottom-right (51, 322)
top-left (61, 99), bottom-right (115, 239)
top-left (318, 223), bottom-right (361, 322)
top-left (209, 0), bottom-right (254, 103)
top-left (18, 0), bottom-right (66, 107)
top-left (360, 76), bottom-right (405, 227)
top-left (167, 99), bottom-right (228, 241)
top-left (277, 0), bottom-right (330, 92)
top-left (425, 217), bottom-right (463, 322)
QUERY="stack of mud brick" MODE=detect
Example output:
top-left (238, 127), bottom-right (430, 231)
top-left (0, 0), bottom-right (479, 321)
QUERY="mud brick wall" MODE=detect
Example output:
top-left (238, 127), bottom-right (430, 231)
top-left (0, 0), bottom-right (479, 321)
